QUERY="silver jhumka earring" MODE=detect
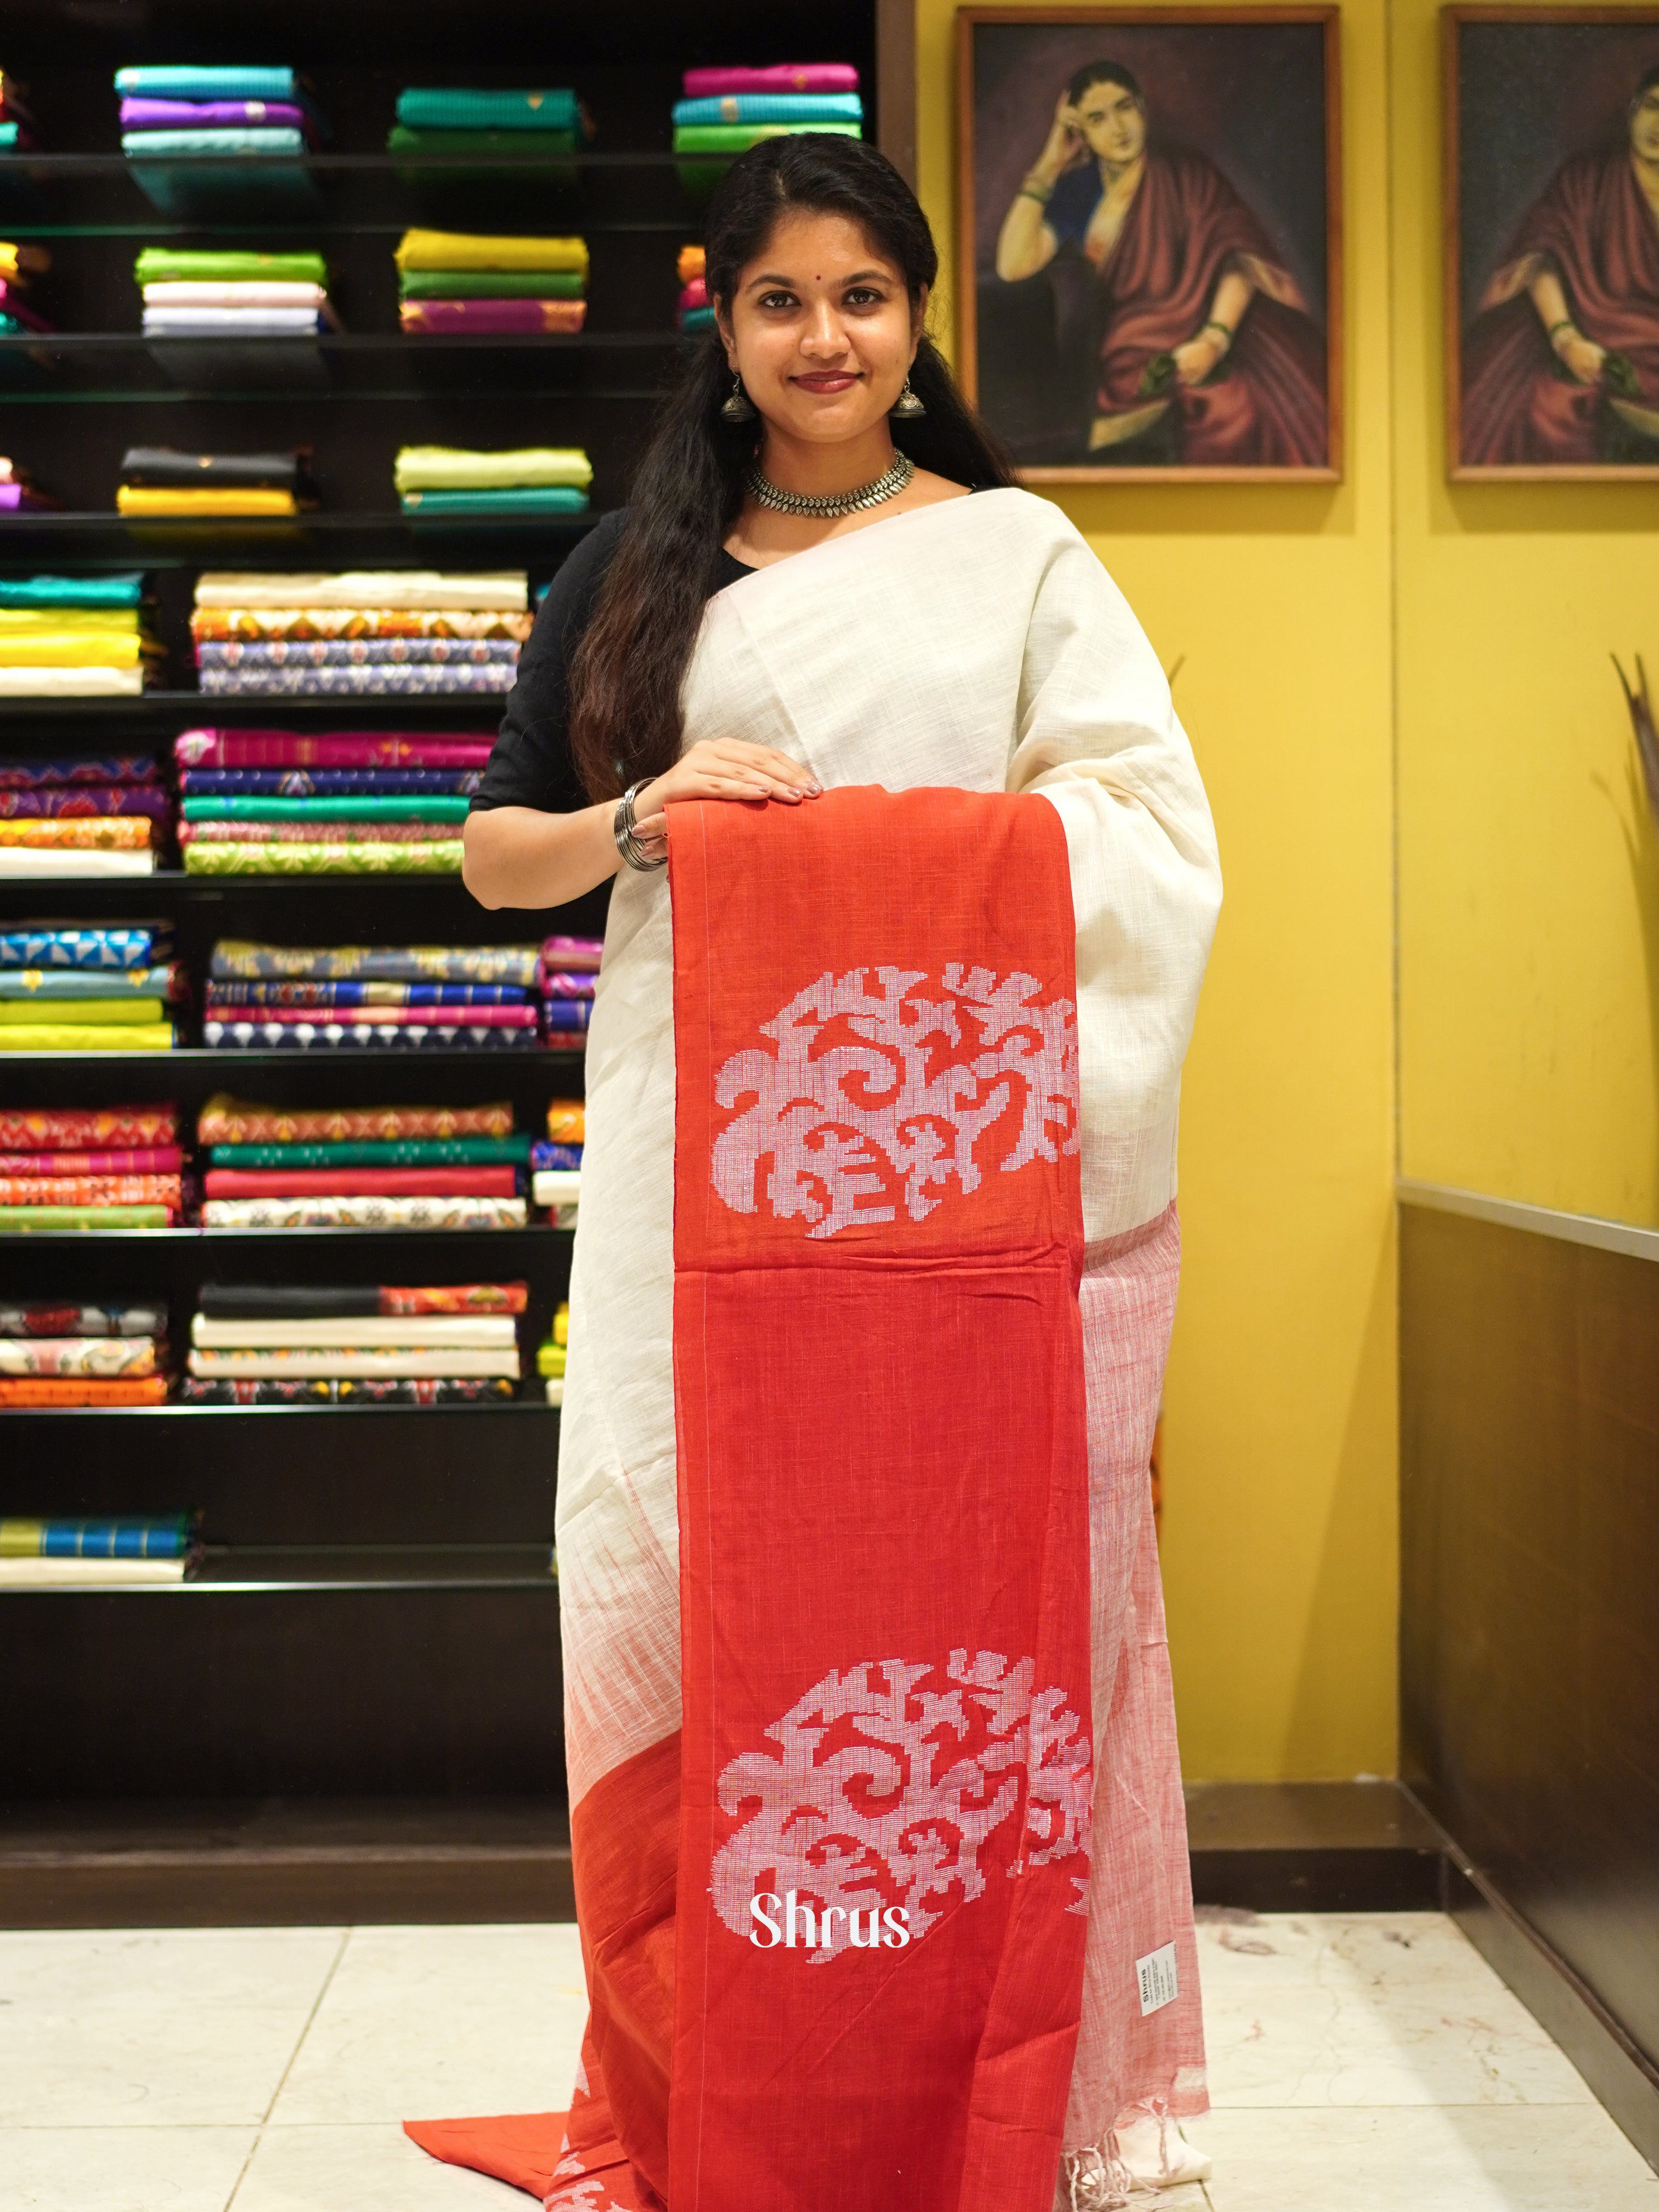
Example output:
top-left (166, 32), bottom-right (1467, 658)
top-left (890, 376), bottom-right (926, 418)
top-left (720, 373), bottom-right (758, 422)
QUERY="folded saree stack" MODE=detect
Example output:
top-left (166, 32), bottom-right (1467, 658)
top-left (134, 246), bottom-right (338, 340)
top-left (533, 1094), bottom-right (584, 1228)
top-left (202, 939), bottom-right (541, 1052)
top-left (676, 244), bottom-right (710, 334)
top-left (190, 569), bottom-right (528, 697)
top-left (0, 455), bottom-right (58, 511)
top-left (176, 728), bottom-right (492, 874)
top-left (0, 70), bottom-right (40, 157)
top-left (115, 66), bottom-right (326, 217)
top-left (394, 230), bottom-right (588, 337)
top-left (673, 63), bottom-right (862, 187)
top-left (0, 750), bottom-right (168, 875)
top-left (387, 85), bottom-right (591, 174)
top-left (393, 445), bottom-right (591, 520)
top-left (0, 572), bottom-right (155, 697)
top-left (536, 1298), bottom-right (569, 1405)
top-left (180, 1278), bottom-right (527, 1403)
top-left (0, 1300), bottom-right (170, 1407)
top-left (538, 932), bottom-right (598, 1049)
top-left (0, 929), bottom-right (180, 1055)
top-left (196, 1091), bottom-right (530, 1229)
top-left (118, 445), bottom-right (317, 520)
top-left (0, 239), bottom-right (53, 343)
top-left (0, 1516), bottom-right (196, 1584)
top-left (0, 1098), bottom-right (185, 1229)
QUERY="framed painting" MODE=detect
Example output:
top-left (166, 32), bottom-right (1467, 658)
top-left (1446, 7), bottom-right (1659, 479)
top-left (955, 7), bottom-right (1342, 482)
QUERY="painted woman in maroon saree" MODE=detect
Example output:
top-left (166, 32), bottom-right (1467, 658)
top-left (995, 59), bottom-right (1329, 466)
top-left (1459, 68), bottom-right (1659, 469)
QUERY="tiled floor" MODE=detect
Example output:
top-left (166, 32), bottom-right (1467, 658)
top-left (1, 1909), bottom-right (1654, 2210)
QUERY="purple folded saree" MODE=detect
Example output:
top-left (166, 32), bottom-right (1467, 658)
top-left (120, 98), bottom-right (312, 132)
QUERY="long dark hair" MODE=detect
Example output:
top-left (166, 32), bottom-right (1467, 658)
top-left (567, 133), bottom-right (1015, 803)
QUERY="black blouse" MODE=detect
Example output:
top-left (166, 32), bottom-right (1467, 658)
top-left (470, 509), bottom-right (755, 816)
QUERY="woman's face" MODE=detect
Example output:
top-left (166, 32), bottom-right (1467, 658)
top-left (718, 210), bottom-right (923, 446)
top-left (1073, 78), bottom-right (1146, 165)
top-left (1630, 83), bottom-right (1659, 161)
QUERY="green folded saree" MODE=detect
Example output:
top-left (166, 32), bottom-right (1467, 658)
top-left (398, 269), bottom-right (585, 299)
top-left (394, 88), bottom-right (583, 133)
top-left (0, 1205), bottom-right (172, 1230)
top-left (183, 797), bottom-right (469, 823)
top-left (399, 489), bottom-right (589, 516)
top-left (212, 1136), bottom-right (532, 1166)
top-left (185, 839), bottom-right (463, 874)
top-left (134, 248), bottom-right (328, 286)
top-left (673, 122), bottom-right (861, 150)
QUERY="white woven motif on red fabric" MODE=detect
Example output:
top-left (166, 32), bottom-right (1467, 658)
top-left (710, 965), bottom-right (1079, 1238)
top-left (710, 1650), bottom-right (1093, 1961)
top-left (545, 2178), bottom-right (626, 2212)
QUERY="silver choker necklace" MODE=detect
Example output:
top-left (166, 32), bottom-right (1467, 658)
top-left (746, 450), bottom-right (914, 518)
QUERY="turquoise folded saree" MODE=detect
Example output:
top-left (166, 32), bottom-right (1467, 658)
top-left (183, 796), bottom-right (469, 823)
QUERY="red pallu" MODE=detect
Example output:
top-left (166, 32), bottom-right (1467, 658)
top-left (413, 787), bottom-right (1096, 2211)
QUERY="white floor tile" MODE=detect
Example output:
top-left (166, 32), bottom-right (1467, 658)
top-left (1198, 1910), bottom-right (1595, 2108)
top-left (233, 2122), bottom-right (524, 2211)
top-left (0, 1928), bottom-right (346, 2127)
top-left (0, 2124), bottom-right (256, 2212)
top-left (1188, 2103), bottom-right (1659, 2211)
top-left (268, 1923), bottom-right (587, 2125)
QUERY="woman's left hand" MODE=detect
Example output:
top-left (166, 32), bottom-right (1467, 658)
top-left (1172, 329), bottom-right (1228, 387)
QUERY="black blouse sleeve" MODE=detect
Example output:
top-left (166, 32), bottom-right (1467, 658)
top-left (470, 507), bottom-right (631, 816)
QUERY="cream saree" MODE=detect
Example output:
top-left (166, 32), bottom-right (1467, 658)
top-left (555, 487), bottom-right (1222, 2205)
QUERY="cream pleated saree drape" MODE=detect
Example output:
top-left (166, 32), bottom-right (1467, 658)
top-left (554, 487), bottom-right (1222, 2208)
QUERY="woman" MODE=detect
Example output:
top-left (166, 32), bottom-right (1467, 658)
top-left (1460, 64), bottom-right (1659, 467)
top-left (465, 134), bottom-right (1221, 2212)
top-left (994, 58), bottom-right (1327, 466)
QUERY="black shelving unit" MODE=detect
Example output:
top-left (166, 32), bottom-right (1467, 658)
top-left (0, 0), bottom-right (904, 1892)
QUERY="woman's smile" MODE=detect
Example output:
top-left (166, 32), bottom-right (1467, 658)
top-left (793, 369), bottom-right (861, 392)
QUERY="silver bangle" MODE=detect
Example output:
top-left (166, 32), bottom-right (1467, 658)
top-left (613, 780), bottom-right (666, 872)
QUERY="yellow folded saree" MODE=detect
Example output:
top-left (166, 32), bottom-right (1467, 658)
top-left (0, 633), bottom-right (142, 667)
top-left (0, 997), bottom-right (168, 1025)
top-left (394, 228), bottom-right (588, 275)
top-left (0, 820), bottom-right (153, 849)
top-left (392, 445), bottom-right (592, 492)
top-left (0, 1023), bottom-right (174, 1051)
top-left (117, 487), bottom-right (299, 517)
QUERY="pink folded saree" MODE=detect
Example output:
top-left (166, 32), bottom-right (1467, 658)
top-left (682, 65), bottom-right (860, 98)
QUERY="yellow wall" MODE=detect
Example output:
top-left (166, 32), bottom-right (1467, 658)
top-left (1392, 0), bottom-right (1659, 1228)
top-left (916, 0), bottom-right (1400, 1779)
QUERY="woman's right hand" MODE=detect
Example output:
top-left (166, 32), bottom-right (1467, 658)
top-left (631, 738), bottom-right (820, 846)
top-left (1031, 93), bottom-right (1084, 186)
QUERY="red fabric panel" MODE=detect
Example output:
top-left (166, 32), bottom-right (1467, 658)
top-left (402, 2113), bottom-right (568, 2194)
top-left (665, 786), bottom-right (1092, 2212)
top-left (569, 1730), bottom-right (682, 2203)
top-left (0, 1107), bottom-right (178, 1150)
top-left (202, 1167), bottom-right (517, 1199)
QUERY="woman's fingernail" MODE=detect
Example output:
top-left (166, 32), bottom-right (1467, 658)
top-left (806, 781), bottom-right (822, 795)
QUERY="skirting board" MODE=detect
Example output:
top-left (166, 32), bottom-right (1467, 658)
top-left (1437, 1844), bottom-right (1659, 2174)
